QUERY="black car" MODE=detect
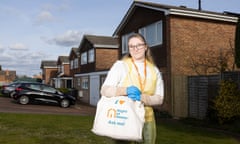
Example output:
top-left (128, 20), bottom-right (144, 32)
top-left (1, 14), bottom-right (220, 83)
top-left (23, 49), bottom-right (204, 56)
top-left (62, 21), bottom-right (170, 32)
top-left (13, 83), bottom-right (76, 108)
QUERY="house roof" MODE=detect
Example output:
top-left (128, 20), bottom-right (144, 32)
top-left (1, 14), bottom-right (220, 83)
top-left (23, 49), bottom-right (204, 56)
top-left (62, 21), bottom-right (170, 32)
top-left (72, 47), bottom-right (78, 54)
top-left (69, 47), bottom-right (79, 57)
top-left (113, 0), bottom-right (239, 36)
top-left (57, 56), bottom-right (69, 64)
top-left (79, 34), bottom-right (119, 49)
top-left (40, 60), bottom-right (57, 69)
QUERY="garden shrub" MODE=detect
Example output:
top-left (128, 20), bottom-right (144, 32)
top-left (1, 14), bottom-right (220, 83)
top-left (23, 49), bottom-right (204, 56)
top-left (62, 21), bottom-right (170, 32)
top-left (213, 80), bottom-right (240, 124)
top-left (57, 88), bottom-right (70, 94)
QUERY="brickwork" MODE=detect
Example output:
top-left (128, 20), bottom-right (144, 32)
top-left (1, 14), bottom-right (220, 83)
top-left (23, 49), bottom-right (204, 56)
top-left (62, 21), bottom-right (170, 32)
top-left (0, 75), bottom-right (5, 82)
top-left (0, 71), bottom-right (16, 84)
top-left (44, 68), bottom-right (57, 84)
top-left (170, 17), bottom-right (236, 75)
top-left (64, 64), bottom-right (70, 76)
top-left (95, 49), bottom-right (118, 70)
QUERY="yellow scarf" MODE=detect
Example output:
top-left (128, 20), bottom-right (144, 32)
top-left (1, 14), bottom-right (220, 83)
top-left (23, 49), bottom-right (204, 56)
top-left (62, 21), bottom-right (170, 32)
top-left (122, 58), bottom-right (157, 122)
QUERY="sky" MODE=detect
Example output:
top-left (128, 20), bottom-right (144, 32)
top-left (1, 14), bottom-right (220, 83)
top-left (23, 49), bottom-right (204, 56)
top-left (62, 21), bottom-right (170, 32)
top-left (0, 0), bottom-right (240, 77)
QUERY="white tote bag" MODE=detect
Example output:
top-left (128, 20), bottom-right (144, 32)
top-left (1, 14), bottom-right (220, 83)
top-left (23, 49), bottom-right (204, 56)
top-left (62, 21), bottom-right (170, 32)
top-left (91, 96), bottom-right (145, 141)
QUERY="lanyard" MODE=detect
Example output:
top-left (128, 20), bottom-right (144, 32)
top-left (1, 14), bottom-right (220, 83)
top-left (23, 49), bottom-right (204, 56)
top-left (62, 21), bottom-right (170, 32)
top-left (131, 59), bottom-right (147, 92)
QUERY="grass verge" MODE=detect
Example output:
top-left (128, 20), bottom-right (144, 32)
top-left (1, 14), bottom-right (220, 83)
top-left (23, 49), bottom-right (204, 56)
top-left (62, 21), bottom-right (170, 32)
top-left (0, 113), bottom-right (239, 144)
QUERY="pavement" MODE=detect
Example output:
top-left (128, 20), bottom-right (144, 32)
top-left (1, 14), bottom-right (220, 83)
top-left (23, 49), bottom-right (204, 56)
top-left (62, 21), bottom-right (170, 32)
top-left (0, 96), bottom-right (96, 116)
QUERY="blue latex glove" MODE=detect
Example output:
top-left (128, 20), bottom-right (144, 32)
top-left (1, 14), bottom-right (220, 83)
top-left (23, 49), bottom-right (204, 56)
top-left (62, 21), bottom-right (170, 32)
top-left (126, 86), bottom-right (141, 101)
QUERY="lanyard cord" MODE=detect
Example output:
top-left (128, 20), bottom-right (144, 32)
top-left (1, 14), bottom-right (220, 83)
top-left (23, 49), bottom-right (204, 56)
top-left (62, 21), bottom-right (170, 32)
top-left (131, 59), bottom-right (147, 92)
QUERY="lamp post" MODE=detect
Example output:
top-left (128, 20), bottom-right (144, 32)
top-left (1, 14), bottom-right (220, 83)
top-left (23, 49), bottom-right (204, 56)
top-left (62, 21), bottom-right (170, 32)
top-left (198, 0), bottom-right (202, 10)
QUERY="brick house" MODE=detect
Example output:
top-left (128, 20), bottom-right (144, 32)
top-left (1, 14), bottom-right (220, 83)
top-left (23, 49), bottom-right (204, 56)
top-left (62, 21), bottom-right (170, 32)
top-left (54, 56), bottom-right (72, 88)
top-left (0, 70), bottom-right (16, 85)
top-left (74, 34), bottom-right (119, 105)
top-left (40, 60), bottom-right (57, 85)
top-left (69, 47), bottom-right (80, 77)
top-left (113, 1), bottom-right (238, 118)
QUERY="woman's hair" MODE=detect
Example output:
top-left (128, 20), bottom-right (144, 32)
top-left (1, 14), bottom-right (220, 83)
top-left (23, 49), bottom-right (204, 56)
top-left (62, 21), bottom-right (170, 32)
top-left (122, 33), bottom-right (155, 65)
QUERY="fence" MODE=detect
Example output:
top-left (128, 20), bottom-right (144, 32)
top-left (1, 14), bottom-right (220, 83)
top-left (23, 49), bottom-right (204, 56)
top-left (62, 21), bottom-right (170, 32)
top-left (187, 71), bottom-right (240, 119)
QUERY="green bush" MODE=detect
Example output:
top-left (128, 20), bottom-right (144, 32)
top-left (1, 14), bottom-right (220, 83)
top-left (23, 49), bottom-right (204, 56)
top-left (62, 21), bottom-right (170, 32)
top-left (57, 88), bottom-right (70, 94)
top-left (213, 80), bottom-right (240, 124)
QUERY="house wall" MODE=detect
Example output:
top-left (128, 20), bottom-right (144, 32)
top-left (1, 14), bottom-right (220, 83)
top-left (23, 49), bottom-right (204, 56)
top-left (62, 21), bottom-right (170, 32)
top-left (168, 16), bottom-right (236, 118)
top-left (43, 68), bottom-right (57, 84)
top-left (0, 71), bottom-right (16, 85)
top-left (0, 75), bottom-right (4, 81)
top-left (170, 16), bottom-right (236, 75)
top-left (95, 49), bottom-right (118, 71)
top-left (69, 56), bottom-right (80, 77)
top-left (70, 67), bottom-right (80, 77)
top-left (74, 71), bottom-right (108, 106)
top-left (0, 75), bottom-right (5, 85)
top-left (64, 64), bottom-right (70, 76)
top-left (75, 76), bottom-right (89, 104)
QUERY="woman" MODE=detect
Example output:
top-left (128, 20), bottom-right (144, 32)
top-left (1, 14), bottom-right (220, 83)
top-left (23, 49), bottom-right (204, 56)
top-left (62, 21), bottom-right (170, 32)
top-left (101, 33), bottom-right (164, 144)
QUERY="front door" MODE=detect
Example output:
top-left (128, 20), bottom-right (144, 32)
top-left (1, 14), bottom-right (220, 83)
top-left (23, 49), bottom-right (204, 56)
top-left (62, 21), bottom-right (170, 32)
top-left (89, 75), bottom-right (99, 106)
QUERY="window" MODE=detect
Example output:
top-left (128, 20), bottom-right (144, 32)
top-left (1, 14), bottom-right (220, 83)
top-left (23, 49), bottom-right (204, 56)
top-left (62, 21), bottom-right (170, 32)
top-left (57, 65), bottom-right (64, 73)
top-left (81, 77), bottom-right (88, 89)
top-left (42, 85), bottom-right (56, 93)
top-left (121, 32), bottom-right (134, 54)
top-left (81, 52), bottom-right (87, 65)
top-left (61, 65), bottom-right (64, 73)
top-left (74, 58), bottom-right (78, 68)
top-left (88, 49), bottom-right (94, 63)
top-left (58, 65), bottom-right (61, 72)
top-left (121, 21), bottom-right (162, 55)
top-left (77, 78), bottom-right (81, 86)
top-left (70, 60), bottom-right (74, 69)
top-left (139, 20), bottom-right (163, 47)
top-left (29, 84), bottom-right (41, 91)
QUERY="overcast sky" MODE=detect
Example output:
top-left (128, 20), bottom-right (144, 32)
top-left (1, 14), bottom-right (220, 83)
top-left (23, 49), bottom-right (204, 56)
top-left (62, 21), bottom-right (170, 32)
top-left (0, 0), bottom-right (240, 77)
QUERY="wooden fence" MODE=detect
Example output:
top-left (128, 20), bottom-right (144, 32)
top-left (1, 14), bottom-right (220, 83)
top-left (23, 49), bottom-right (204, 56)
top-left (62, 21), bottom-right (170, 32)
top-left (171, 72), bottom-right (240, 119)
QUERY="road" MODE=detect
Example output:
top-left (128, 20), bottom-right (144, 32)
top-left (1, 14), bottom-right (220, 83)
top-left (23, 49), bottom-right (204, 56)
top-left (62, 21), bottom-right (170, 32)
top-left (0, 96), bottom-right (96, 116)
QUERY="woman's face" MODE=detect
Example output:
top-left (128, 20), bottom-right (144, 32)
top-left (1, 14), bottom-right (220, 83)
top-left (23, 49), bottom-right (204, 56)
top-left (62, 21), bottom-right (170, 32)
top-left (128, 37), bottom-right (147, 62)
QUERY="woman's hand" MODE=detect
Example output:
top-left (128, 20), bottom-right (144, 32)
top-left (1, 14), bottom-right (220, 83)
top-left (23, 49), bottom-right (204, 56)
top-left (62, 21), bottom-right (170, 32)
top-left (126, 86), bottom-right (141, 101)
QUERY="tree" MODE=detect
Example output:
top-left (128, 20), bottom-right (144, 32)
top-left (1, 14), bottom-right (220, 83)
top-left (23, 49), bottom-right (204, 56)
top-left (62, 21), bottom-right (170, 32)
top-left (187, 41), bottom-right (235, 75)
top-left (235, 18), bottom-right (240, 68)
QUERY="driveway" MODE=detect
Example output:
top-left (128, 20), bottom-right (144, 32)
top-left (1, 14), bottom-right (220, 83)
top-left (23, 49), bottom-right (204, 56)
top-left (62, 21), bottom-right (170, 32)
top-left (0, 96), bottom-right (96, 116)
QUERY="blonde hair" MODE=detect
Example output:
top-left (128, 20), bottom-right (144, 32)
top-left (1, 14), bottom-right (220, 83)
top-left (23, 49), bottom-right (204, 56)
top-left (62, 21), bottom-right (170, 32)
top-left (122, 33), bottom-right (155, 65)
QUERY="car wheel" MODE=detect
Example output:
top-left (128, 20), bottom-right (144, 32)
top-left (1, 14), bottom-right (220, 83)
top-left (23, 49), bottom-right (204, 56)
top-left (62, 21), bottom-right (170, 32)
top-left (9, 91), bottom-right (15, 98)
top-left (19, 95), bottom-right (29, 105)
top-left (60, 99), bottom-right (70, 108)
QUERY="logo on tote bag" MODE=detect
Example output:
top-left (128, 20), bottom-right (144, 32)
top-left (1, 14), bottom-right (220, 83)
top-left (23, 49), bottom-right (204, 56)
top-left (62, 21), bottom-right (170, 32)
top-left (107, 99), bottom-right (128, 126)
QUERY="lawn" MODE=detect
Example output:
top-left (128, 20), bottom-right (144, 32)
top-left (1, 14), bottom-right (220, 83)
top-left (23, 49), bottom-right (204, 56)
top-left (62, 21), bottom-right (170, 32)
top-left (0, 113), bottom-right (239, 144)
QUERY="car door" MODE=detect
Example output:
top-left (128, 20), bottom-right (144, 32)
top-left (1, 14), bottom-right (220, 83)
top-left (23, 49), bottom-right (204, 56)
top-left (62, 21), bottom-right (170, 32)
top-left (28, 83), bottom-right (44, 99)
top-left (41, 85), bottom-right (59, 103)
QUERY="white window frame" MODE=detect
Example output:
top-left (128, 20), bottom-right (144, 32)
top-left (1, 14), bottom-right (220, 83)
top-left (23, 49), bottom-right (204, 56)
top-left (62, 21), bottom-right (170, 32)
top-left (139, 20), bottom-right (163, 47)
top-left (70, 60), bottom-right (74, 69)
top-left (81, 77), bottom-right (88, 89)
top-left (81, 52), bottom-right (87, 65)
top-left (121, 32), bottom-right (134, 54)
top-left (88, 48), bottom-right (95, 63)
top-left (74, 58), bottom-right (78, 68)
top-left (57, 65), bottom-right (63, 73)
top-left (61, 65), bottom-right (64, 73)
top-left (77, 77), bottom-right (81, 86)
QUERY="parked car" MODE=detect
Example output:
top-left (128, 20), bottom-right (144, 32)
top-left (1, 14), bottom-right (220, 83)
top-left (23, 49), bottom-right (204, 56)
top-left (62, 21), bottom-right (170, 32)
top-left (1, 82), bottom-right (23, 97)
top-left (13, 83), bottom-right (76, 108)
